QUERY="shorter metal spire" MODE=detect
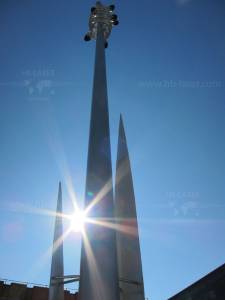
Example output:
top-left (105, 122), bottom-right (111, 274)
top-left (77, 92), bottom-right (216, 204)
top-left (115, 115), bottom-right (145, 300)
top-left (49, 182), bottom-right (64, 300)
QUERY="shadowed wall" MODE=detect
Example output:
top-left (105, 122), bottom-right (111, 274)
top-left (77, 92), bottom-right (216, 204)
top-left (0, 281), bottom-right (78, 300)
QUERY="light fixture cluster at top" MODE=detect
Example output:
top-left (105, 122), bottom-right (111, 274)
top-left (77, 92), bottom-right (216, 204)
top-left (84, 1), bottom-right (119, 48)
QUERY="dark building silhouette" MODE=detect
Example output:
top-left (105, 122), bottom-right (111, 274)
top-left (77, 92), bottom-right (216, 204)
top-left (168, 263), bottom-right (225, 300)
top-left (0, 281), bottom-right (78, 300)
top-left (1, 264), bottom-right (225, 299)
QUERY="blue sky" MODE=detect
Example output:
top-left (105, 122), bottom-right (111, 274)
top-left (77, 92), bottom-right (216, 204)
top-left (1, 0), bottom-right (225, 299)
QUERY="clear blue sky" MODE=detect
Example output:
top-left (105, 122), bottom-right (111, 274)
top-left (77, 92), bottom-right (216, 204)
top-left (1, 1), bottom-right (225, 299)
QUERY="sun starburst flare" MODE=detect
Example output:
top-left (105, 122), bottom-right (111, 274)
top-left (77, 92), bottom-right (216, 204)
top-left (69, 210), bottom-right (88, 233)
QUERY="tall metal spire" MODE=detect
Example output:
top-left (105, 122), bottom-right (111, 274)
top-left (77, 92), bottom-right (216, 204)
top-left (49, 182), bottom-right (64, 300)
top-left (79, 2), bottom-right (120, 300)
top-left (115, 116), bottom-right (145, 300)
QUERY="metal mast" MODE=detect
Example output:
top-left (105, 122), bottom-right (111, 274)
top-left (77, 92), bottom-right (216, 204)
top-left (49, 182), bottom-right (64, 300)
top-left (115, 116), bottom-right (145, 300)
top-left (79, 2), bottom-right (120, 300)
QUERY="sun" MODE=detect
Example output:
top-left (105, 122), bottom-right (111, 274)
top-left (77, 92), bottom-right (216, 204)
top-left (70, 210), bottom-right (87, 232)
